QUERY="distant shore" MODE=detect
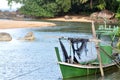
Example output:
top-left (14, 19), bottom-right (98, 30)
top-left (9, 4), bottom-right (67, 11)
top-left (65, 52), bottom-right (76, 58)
top-left (0, 16), bottom-right (92, 29)
top-left (46, 15), bottom-right (92, 22)
top-left (0, 14), bottom-right (118, 29)
top-left (45, 15), bottom-right (118, 24)
top-left (0, 20), bottom-right (56, 29)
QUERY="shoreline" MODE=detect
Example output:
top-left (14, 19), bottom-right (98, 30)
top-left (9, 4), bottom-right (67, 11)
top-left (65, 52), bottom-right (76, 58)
top-left (46, 15), bottom-right (92, 22)
top-left (0, 15), bottom-right (118, 29)
top-left (0, 20), bottom-right (56, 29)
top-left (0, 16), bottom-right (92, 29)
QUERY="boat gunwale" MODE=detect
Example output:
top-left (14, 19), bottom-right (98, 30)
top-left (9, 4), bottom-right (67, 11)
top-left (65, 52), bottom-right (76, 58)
top-left (58, 61), bottom-right (119, 69)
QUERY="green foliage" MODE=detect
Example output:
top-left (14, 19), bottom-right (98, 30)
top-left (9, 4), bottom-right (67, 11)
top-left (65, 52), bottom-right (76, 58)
top-left (19, 0), bottom-right (59, 17)
top-left (56, 0), bottom-right (71, 12)
top-left (7, 0), bottom-right (120, 19)
top-left (96, 0), bottom-right (106, 10)
top-left (8, 0), bottom-right (25, 5)
top-left (116, 0), bottom-right (120, 19)
top-left (79, 0), bottom-right (88, 4)
top-left (117, 0), bottom-right (120, 2)
top-left (8, 0), bottom-right (72, 17)
top-left (115, 13), bottom-right (120, 19)
top-left (97, 3), bottom-right (106, 10)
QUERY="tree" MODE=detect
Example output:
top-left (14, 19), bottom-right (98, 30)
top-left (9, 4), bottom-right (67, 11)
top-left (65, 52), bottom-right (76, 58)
top-left (116, 0), bottom-right (120, 19)
top-left (20, 0), bottom-right (59, 17)
top-left (56, 0), bottom-right (71, 12)
top-left (8, 0), bottom-right (60, 17)
top-left (8, 0), bottom-right (93, 17)
top-left (7, 0), bottom-right (120, 18)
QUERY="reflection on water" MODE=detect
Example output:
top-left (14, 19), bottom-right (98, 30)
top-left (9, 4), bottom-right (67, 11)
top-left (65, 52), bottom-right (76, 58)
top-left (0, 22), bottom-right (119, 80)
top-left (36, 21), bottom-right (92, 33)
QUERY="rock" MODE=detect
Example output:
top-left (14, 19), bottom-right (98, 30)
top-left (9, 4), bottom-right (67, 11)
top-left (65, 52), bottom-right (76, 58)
top-left (90, 12), bottom-right (99, 19)
top-left (98, 10), bottom-right (115, 19)
top-left (0, 32), bottom-right (12, 41)
top-left (90, 10), bottom-right (115, 20)
top-left (19, 32), bottom-right (35, 41)
top-left (90, 10), bottom-right (117, 23)
top-left (64, 15), bottom-right (72, 20)
top-left (24, 32), bottom-right (35, 40)
top-left (0, 10), bottom-right (25, 20)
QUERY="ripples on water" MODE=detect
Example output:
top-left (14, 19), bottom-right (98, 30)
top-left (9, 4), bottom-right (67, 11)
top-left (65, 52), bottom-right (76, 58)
top-left (0, 22), bottom-right (119, 80)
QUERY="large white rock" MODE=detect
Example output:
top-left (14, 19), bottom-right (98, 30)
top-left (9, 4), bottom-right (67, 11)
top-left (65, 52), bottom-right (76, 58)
top-left (18, 32), bottom-right (35, 41)
top-left (0, 32), bottom-right (12, 41)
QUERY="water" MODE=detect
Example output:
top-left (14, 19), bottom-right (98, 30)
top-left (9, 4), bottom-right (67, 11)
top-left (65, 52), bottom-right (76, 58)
top-left (0, 22), bottom-right (119, 80)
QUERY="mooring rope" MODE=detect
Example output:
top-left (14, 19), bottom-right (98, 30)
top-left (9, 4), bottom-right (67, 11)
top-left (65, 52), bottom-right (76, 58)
top-left (100, 47), bottom-right (120, 68)
top-left (8, 67), bottom-right (41, 80)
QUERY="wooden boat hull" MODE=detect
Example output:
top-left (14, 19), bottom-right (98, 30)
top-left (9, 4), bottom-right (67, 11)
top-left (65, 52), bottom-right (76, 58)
top-left (58, 62), bottom-right (118, 78)
top-left (55, 47), bottom-right (119, 78)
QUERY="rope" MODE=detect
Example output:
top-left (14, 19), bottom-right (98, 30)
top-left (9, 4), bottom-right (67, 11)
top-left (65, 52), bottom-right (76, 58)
top-left (100, 47), bottom-right (120, 68)
top-left (8, 67), bottom-right (41, 80)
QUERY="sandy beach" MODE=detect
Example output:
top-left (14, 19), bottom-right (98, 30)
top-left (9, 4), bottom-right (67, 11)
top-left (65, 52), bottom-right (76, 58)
top-left (46, 15), bottom-right (92, 22)
top-left (0, 16), bottom-right (91, 29)
top-left (0, 20), bottom-right (56, 29)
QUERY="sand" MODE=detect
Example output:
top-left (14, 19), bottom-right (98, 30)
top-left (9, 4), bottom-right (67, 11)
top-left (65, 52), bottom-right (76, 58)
top-left (0, 16), bottom-right (92, 29)
top-left (46, 15), bottom-right (92, 22)
top-left (0, 20), bottom-right (56, 29)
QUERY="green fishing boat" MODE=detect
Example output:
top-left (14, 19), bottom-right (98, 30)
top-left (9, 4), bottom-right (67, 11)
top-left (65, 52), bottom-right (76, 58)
top-left (96, 25), bottom-right (120, 44)
top-left (96, 23), bottom-right (120, 54)
top-left (55, 22), bottom-right (120, 79)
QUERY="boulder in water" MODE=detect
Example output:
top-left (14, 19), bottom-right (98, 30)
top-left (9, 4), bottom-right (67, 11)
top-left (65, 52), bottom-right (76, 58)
top-left (18, 32), bottom-right (35, 41)
top-left (0, 32), bottom-right (12, 41)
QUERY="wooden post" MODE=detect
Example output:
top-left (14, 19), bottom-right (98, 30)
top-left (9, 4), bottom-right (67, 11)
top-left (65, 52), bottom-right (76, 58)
top-left (92, 21), bottom-right (96, 38)
top-left (91, 21), bottom-right (104, 77)
top-left (96, 46), bottom-right (104, 77)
